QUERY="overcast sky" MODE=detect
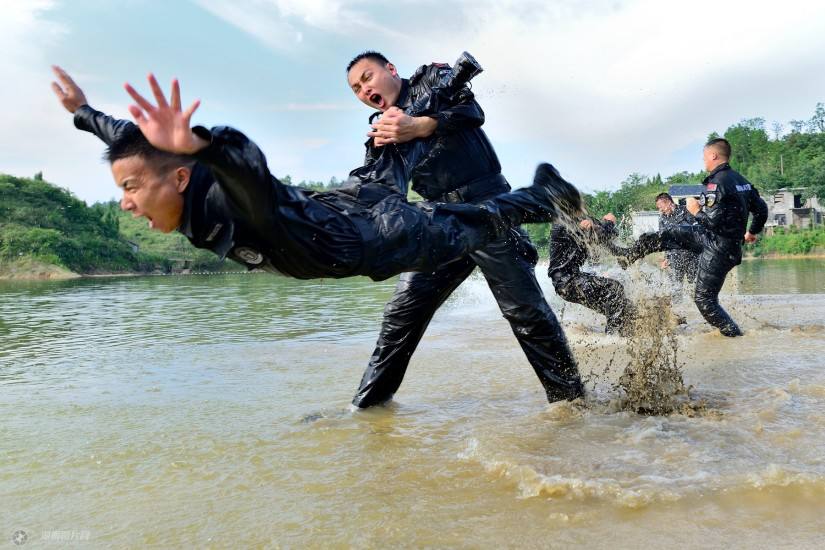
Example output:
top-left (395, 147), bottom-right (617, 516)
top-left (3, 0), bottom-right (825, 204)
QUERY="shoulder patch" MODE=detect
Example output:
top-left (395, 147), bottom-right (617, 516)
top-left (706, 183), bottom-right (717, 191)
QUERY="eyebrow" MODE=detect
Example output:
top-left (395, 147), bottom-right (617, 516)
top-left (350, 69), bottom-right (371, 91)
top-left (117, 177), bottom-right (137, 189)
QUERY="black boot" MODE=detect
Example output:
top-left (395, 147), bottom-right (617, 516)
top-left (612, 233), bottom-right (662, 270)
top-left (480, 163), bottom-right (583, 229)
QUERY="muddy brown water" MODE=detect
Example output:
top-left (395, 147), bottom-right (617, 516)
top-left (1, 259), bottom-right (823, 547)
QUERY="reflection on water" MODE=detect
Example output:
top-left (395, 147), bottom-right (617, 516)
top-left (1, 260), bottom-right (824, 547)
top-left (736, 258), bottom-right (824, 294)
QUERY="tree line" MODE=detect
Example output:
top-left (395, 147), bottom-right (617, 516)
top-left (2, 103), bottom-right (822, 273)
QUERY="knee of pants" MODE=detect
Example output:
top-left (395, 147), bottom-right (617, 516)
top-left (500, 298), bottom-right (561, 330)
top-left (693, 292), bottom-right (720, 315)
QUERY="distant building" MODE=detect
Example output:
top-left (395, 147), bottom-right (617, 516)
top-left (767, 188), bottom-right (823, 229)
top-left (631, 183), bottom-right (823, 237)
top-left (631, 211), bottom-right (660, 238)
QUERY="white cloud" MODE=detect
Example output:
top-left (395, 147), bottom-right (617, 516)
top-left (193, 0), bottom-right (406, 52)
top-left (0, 1), bottom-right (117, 202)
top-left (5, 0), bottom-right (825, 203)
top-left (369, 0), bottom-right (825, 190)
top-left (265, 102), bottom-right (360, 112)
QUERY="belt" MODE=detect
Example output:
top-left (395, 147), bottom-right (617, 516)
top-left (433, 173), bottom-right (509, 204)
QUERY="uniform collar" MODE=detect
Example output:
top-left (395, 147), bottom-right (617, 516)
top-left (177, 163), bottom-right (211, 240)
top-left (394, 78), bottom-right (411, 109)
top-left (707, 162), bottom-right (730, 179)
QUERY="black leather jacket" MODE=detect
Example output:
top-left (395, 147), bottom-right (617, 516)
top-left (363, 63), bottom-right (504, 201)
top-left (659, 204), bottom-right (699, 266)
top-left (548, 219), bottom-right (617, 278)
top-left (74, 106), bottom-right (364, 279)
top-left (696, 163), bottom-right (768, 241)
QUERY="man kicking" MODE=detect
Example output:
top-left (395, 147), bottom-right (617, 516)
top-left (548, 213), bottom-right (636, 336)
top-left (615, 139), bottom-right (768, 336)
top-left (51, 67), bottom-right (582, 287)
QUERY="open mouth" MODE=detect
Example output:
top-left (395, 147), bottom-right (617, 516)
top-left (370, 93), bottom-right (384, 109)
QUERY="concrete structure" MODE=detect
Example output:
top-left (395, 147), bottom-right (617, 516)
top-left (766, 188), bottom-right (823, 229)
top-left (631, 211), bottom-right (661, 238)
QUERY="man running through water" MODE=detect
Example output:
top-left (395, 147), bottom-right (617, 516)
top-left (346, 51), bottom-right (585, 406)
top-left (615, 139), bottom-right (768, 336)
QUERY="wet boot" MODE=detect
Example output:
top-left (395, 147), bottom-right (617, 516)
top-left (613, 233), bottom-right (664, 269)
top-left (479, 163), bottom-right (583, 234)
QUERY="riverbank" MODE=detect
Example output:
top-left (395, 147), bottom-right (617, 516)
top-left (0, 257), bottom-right (80, 281)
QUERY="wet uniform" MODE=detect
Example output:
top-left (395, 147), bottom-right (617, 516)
top-left (73, 106), bottom-right (561, 283)
top-left (548, 220), bottom-right (635, 335)
top-left (622, 163), bottom-right (768, 336)
top-left (353, 65), bottom-right (583, 408)
top-left (659, 205), bottom-right (699, 302)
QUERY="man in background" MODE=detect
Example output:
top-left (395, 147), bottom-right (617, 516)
top-left (616, 139), bottom-right (768, 336)
top-left (655, 193), bottom-right (698, 303)
top-left (548, 213), bottom-right (636, 336)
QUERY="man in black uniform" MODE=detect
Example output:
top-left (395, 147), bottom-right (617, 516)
top-left (615, 139), bottom-right (768, 336)
top-left (51, 67), bottom-right (582, 291)
top-left (548, 214), bottom-right (636, 336)
top-left (346, 51), bottom-right (584, 407)
top-left (655, 193), bottom-right (699, 303)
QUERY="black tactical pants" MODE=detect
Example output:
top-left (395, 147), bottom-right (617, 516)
top-left (631, 225), bottom-right (742, 336)
top-left (352, 226), bottom-right (583, 407)
top-left (550, 270), bottom-right (635, 335)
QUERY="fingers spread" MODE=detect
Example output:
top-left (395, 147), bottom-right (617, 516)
top-left (124, 83), bottom-right (156, 113)
top-left (50, 81), bottom-right (65, 98)
top-left (182, 99), bottom-right (200, 122)
top-left (128, 105), bottom-right (146, 124)
top-left (147, 73), bottom-right (169, 108)
top-left (170, 79), bottom-right (181, 112)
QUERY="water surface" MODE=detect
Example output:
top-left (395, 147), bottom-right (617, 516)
top-left (1, 261), bottom-right (824, 547)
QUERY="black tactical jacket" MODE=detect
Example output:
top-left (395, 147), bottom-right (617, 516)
top-left (548, 219), bottom-right (617, 277)
top-left (659, 204), bottom-right (699, 266)
top-left (75, 106), bottom-right (365, 279)
top-left (363, 64), bottom-right (504, 200)
top-left (696, 163), bottom-right (768, 241)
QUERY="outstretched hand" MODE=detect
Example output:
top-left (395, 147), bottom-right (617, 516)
top-left (51, 65), bottom-right (88, 113)
top-left (125, 74), bottom-right (207, 155)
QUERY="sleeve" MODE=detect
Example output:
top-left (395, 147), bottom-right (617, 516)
top-left (191, 125), bottom-right (277, 228)
top-left (693, 177), bottom-right (725, 233)
top-left (595, 220), bottom-right (618, 243)
top-left (748, 188), bottom-right (769, 235)
top-left (73, 105), bottom-right (136, 146)
top-left (419, 65), bottom-right (485, 136)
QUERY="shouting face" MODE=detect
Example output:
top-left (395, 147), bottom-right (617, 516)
top-left (347, 57), bottom-right (402, 112)
top-left (111, 155), bottom-right (190, 233)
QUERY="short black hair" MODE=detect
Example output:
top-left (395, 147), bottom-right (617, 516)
top-left (705, 137), bottom-right (731, 159)
top-left (655, 192), bottom-right (674, 203)
top-left (105, 125), bottom-right (194, 172)
top-left (346, 51), bottom-right (390, 73)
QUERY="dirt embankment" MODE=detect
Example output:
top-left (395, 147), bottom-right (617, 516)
top-left (0, 258), bottom-right (80, 281)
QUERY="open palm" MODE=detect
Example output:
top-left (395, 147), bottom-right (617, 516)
top-left (125, 74), bottom-right (204, 154)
